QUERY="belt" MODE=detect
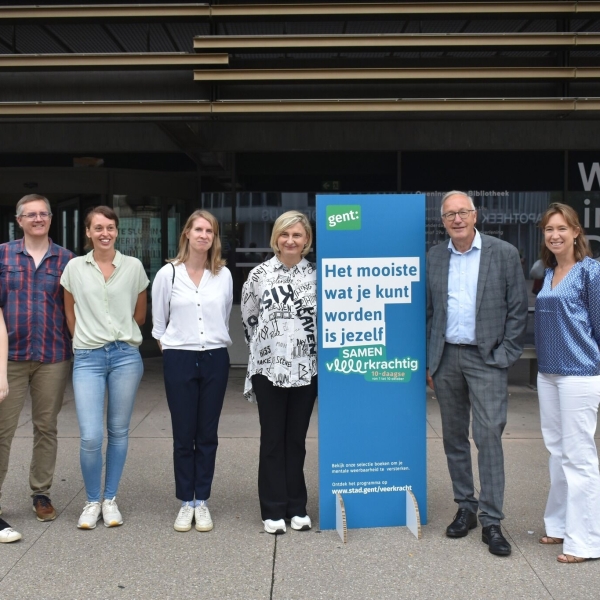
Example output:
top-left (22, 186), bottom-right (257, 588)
top-left (447, 342), bottom-right (477, 347)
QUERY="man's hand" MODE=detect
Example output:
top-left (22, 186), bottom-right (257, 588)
top-left (426, 368), bottom-right (435, 391)
top-left (0, 376), bottom-right (9, 402)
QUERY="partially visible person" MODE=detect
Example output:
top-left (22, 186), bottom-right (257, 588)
top-left (427, 191), bottom-right (528, 557)
top-left (0, 307), bottom-right (21, 543)
top-left (61, 206), bottom-right (148, 530)
top-left (242, 211), bottom-right (317, 535)
top-left (0, 194), bottom-right (74, 524)
top-left (152, 210), bottom-right (232, 533)
top-left (535, 202), bottom-right (600, 564)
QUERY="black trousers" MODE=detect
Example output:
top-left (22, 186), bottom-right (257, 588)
top-left (252, 374), bottom-right (317, 521)
top-left (163, 348), bottom-right (229, 502)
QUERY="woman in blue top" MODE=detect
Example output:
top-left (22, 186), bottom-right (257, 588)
top-left (535, 202), bottom-right (600, 564)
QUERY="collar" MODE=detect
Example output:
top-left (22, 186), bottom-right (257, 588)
top-left (16, 237), bottom-right (56, 257)
top-left (448, 229), bottom-right (481, 255)
top-left (270, 255), bottom-right (306, 272)
top-left (85, 249), bottom-right (122, 268)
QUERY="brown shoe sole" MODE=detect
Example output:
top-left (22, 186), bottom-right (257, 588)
top-left (33, 506), bottom-right (57, 522)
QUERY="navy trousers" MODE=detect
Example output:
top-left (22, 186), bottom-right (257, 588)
top-left (163, 348), bottom-right (229, 501)
top-left (252, 374), bottom-right (317, 521)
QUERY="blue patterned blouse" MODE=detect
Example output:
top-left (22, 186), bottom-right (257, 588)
top-left (535, 256), bottom-right (600, 376)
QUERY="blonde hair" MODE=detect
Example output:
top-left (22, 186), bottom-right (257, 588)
top-left (169, 210), bottom-right (225, 275)
top-left (270, 210), bottom-right (313, 258)
top-left (539, 202), bottom-right (591, 267)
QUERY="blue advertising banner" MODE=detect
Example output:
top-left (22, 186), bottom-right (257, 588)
top-left (317, 194), bottom-right (427, 530)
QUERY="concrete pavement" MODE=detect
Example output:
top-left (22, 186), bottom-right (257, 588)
top-left (0, 358), bottom-right (599, 599)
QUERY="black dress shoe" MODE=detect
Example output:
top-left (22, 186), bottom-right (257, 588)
top-left (446, 508), bottom-right (478, 538)
top-left (482, 524), bottom-right (512, 556)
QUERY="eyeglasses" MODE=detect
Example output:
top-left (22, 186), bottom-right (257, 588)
top-left (441, 209), bottom-right (475, 221)
top-left (17, 212), bottom-right (52, 220)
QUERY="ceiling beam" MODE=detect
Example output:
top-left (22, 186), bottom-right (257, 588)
top-left (0, 98), bottom-right (599, 116)
top-left (193, 66), bottom-right (600, 82)
top-left (193, 33), bottom-right (600, 53)
top-left (0, 53), bottom-right (228, 70)
top-left (1, 3), bottom-right (600, 22)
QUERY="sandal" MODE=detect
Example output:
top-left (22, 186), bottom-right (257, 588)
top-left (557, 554), bottom-right (588, 564)
top-left (539, 535), bottom-right (563, 545)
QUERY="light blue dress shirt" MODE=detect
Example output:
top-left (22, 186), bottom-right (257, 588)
top-left (445, 230), bottom-right (482, 345)
top-left (535, 256), bottom-right (600, 376)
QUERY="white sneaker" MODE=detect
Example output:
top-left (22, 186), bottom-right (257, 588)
top-left (194, 501), bottom-right (213, 532)
top-left (291, 515), bottom-right (312, 531)
top-left (263, 518), bottom-right (286, 534)
top-left (102, 497), bottom-right (123, 527)
top-left (174, 503), bottom-right (194, 532)
top-left (0, 519), bottom-right (21, 543)
top-left (77, 501), bottom-right (102, 529)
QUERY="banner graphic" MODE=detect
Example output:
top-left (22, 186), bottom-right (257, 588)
top-left (317, 194), bottom-right (427, 529)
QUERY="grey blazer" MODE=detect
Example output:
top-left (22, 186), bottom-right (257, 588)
top-left (426, 233), bottom-right (528, 377)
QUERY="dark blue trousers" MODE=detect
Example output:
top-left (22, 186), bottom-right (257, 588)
top-left (163, 348), bottom-right (229, 501)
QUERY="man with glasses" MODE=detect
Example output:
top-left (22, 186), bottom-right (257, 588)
top-left (0, 194), bottom-right (74, 531)
top-left (426, 190), bottom-right (527, 556)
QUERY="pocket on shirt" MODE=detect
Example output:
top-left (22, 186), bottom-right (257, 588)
top-left (43, 268), bottom-right (62, 294)
top-left (5, 266), bottom-right (25, 291)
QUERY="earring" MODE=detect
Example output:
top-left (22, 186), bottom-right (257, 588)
top-left (574, 238), bottom-right (577, 245)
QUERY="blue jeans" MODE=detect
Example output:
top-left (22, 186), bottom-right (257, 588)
top-left (72, 342), bottom-right (143, 502)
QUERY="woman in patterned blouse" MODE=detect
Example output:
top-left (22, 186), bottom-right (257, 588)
top-left (535, 202), bottom-right (600, 564)
top-left (241, 211), bottom-right (317, 535)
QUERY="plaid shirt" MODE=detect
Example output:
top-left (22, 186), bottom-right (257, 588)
top-left (0, 238), bottom-right (75, 363)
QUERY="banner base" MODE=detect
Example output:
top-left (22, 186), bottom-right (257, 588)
top-left (335, 493), bottom-right (347, 543)
top-left (406, 489), bottom-right (422, 539)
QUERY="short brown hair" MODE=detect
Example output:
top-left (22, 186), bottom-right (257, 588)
top-left (169, 210), bottom-right (225, 275)
top-left (539, 202), bottom-right (592, 267)
top-left (84, 206), bottom-right (119, 251)
top-left (16, 194), bottom-right (51, 217)
top-left (270, 211), bottom-right (313, 258)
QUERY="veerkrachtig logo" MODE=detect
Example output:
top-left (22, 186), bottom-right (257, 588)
top-left (326, 205), bottom-right (361, 231)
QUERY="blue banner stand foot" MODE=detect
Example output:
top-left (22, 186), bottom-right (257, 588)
top-left (335, 493), bottom-right (347, 543)
top-left (406, 489), bottom-right (422, 540)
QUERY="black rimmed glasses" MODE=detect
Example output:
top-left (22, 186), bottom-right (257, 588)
top-left (441, 209), bottom-right (475, 222)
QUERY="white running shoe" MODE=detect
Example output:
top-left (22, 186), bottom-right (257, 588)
top-left (174, 503), bottom-right (194, 532)
top-left (291, 515), bottom-right (312, 531)
top-left (102, 497), bottom-right (123, 527)
top-left (194, 501), bottom-right (213, 532)
top-left (263, 519), bottom-right (286, 534)
top-left (77, 501), bottom-right (102, 529)
top-left (0, 528), bottom-right (21, 543)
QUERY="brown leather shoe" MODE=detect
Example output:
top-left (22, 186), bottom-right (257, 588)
top-left (33, 495), bottom-right (57, 522)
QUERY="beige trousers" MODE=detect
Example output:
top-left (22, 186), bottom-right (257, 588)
top-left (0, 360), bottom-right (71, 500)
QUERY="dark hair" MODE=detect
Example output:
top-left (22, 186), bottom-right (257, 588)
top-left (84, 206), bottom-right (119, 251)
top-left (539, 202), bottom-right (592, 267)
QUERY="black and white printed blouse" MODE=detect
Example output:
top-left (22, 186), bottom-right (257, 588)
top-left (241, 255), bottom-right (317, 402)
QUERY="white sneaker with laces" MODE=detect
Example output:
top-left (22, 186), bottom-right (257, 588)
top-left (77, 501), bottom-right (102, 529)
top-left (102, 497), bottom-right (123, 527)
top-left (174, 503), bottom-right (194, 532)
top-left (194, 501), bottom-right (213, 532)
top-left (0, 525), bottom-right (21, 543)
top-left (263, 519), bottom-right (286, 534)
top-left (290, 515), bottom-right (312, 531)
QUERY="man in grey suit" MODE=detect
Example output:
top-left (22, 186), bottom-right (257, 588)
top-left (426, 190), bottom-right (528, 556)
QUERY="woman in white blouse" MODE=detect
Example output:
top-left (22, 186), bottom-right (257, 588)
top-left (241, 211), bottom-right (317, 535)
top-left (152, 210), bottom-right (232, 533)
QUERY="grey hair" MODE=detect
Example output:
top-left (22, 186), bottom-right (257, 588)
top-left (440, 190), bottom-right (476, 216)
top-left (16, 194), bottom-right (52, 217)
